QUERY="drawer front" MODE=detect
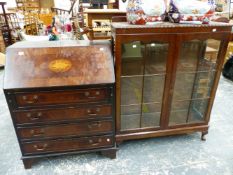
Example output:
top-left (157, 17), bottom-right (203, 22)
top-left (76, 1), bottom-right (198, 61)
top-left (15, 88), bottom-right (110, 107)
top-left (14, 105), bottom-right (112, 125)
top-left (18, 120), bottom-right (113, 140)
top-left (22, 135), bottom-right (114, 155)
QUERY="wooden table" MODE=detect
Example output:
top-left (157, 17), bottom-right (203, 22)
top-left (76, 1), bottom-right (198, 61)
top-left (84, 9), bottom-right (126, 40)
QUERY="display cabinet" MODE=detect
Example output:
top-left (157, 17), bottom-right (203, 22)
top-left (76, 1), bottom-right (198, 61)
top-left (111, 22), bottom-right (232, 144)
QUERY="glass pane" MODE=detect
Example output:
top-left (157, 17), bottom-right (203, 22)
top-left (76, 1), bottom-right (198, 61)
top-left (121, 105), bottom-right (141, 116)
top-left (204, 39), bottom-right (220, 64)
top-left (122, 41), bottom-right (144, 76)
top-left (169, 99), bottom-right (208, 125)
top-left (121, 105), bottom-right (141, 131)
top-left (177, 40), bottom-right (203, 72)
top-left (120, 41), bottom-right (168, 131)
top-left (169, 39), bottom-right (220, 126)
top-left (169, 100), bottom-right (190, 125)
top-left (121, 76), bottom-right (143, 105)
top-left (142, 103), bottom-right (161, 127)
top-left (145, 43), bottom-right (168, 74)
top-left (142, 113), bottom-right (161, 128)
top-left (143, 75), bottom-right (165, 103)
top-left (173, 71), bottom-right (216, 101)
top-left (192, 71), bottom-right (216, 99)
top-left (177, 40), bottom-right (220, 73)
top-left (188, 99), bottom-right (209, 123)
top-left (169, 110), bottom-right (188, 125)
top-left (173, 73), bottom-right (196, 101)
top-left (141, 42), bottom-right (168, 128)
top-left (142, 102), bottom-right (162, 113)
top-left (121, 114), bottom-right (140, 130)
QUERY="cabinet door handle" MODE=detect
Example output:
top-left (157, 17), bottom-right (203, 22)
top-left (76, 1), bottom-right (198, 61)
top-left (89, 138), bottom-right (102, 146)
top-left (33, 143), bottom-right (48, 151)
top-left (87, 122), bottom-right (101, 129)
top-left (30, 129), bottom-right (45, 137)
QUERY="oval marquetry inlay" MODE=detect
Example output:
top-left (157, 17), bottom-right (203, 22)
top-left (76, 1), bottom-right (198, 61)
top-left (48, 59), bottom-right (72, 73)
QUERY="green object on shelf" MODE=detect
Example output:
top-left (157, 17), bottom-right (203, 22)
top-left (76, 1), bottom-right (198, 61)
top-left (134, 88), bottom-right (149, 113)
top-left (49, 34), bottom-right (59, 41)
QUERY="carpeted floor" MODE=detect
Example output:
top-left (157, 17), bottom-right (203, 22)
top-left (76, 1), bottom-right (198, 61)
top-left (0, 69), bottom-right (233, 175)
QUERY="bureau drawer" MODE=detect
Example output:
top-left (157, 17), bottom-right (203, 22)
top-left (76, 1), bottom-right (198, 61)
top-left (14, 105), bottom-right (112, 125)
top-left (15, 88), bottom-right (110, 107)
top-left (18, 120), bottom-right (113, 140)
top-left (22, 135), bottom-right (114, 155)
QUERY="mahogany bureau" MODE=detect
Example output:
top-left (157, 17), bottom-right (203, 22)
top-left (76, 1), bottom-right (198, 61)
top-left (3, 40), bottom-right (116, 169)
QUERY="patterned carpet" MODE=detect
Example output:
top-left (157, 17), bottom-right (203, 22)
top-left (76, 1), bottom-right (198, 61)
top-left (0, 69), bottom-right (233, 175)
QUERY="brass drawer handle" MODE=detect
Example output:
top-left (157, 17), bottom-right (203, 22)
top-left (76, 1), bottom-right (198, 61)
top-left (33, 143), bottom-right (48, 151)
top-left (89, 138), bottom-right (102, 146)
top-left (84, 91), bottom-right (100, 99)
top-left (87, 108), bottom-right (100, 116)
top-left (87, 122), bottom-right (101, 129)
top-left (22, 95), bottom-right (39, 104)
top-left (26, 112), bottom-right (42, 121)
top-left (30, 129), bottom-right (45, 137)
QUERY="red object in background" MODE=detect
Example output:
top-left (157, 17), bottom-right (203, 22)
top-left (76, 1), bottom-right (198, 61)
top-left (65, 24), bottom-right (72, 32)
top-left (46, 25), bottom-right (52, 35)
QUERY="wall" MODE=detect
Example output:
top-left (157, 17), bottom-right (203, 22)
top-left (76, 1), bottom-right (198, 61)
top-left (0, 0), bottom-right (16, 7)
top-left (54, 0), bottom-right (71, 10)
top-left (0, 0), bottom-right (16, 12)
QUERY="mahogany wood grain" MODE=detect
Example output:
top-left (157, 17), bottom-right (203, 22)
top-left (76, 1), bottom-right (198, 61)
top-left (14, 104), bottom-right (112, 125)
top-left (15, 88), bottom-right (110, 107)
top-left (116, 125), bottom-right (209, 143)
top-left (112, 22), bottom-right (232, 35)
top-left (3, 41), bottom-right (115, 90)
top-left (22, 135), bottom-right (114, 155)
top-left (18, 120), bottom-right (113, 140)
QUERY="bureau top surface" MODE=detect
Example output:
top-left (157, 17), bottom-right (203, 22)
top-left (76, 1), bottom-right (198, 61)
top-left (3, 40), bottom-right (115, 90)
top-left (111, 22), bottom-right (233, 34)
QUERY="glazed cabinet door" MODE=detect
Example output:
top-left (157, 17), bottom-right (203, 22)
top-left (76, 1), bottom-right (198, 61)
top-left (168, 34), bottom-right (229, 126)
top-left (116, 35), bottom-right (175, 132)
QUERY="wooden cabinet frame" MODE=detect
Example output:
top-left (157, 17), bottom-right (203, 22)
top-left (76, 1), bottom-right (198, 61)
top-left (112, 22), bottom-right (231, 144)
